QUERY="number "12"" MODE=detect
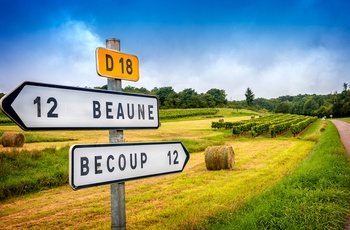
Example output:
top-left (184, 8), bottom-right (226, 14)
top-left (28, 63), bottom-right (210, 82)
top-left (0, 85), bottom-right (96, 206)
top-left (33, 96), bottom-right (58, 118)
top-left (167, 150), bottom-right (179, 165)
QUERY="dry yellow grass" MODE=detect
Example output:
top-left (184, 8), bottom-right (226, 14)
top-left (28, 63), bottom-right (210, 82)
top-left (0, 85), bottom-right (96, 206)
top-left (0, 144), bottom-right (314, 228)
top-left (0, 116), bottom-right (243, 151)
top-left (0, 116), bottom-right (316, 229)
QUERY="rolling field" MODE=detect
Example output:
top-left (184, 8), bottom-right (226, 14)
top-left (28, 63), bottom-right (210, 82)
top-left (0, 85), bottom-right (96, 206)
top-left (0, 109), bottom-right (349, 229)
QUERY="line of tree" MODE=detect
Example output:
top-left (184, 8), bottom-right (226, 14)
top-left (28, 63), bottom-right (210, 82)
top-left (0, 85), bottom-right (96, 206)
top-left (95, 83), bottom-right (349, 117)
top-left (94, 85), bottom-right (228, 109)
top-left (245, 83), bottom-right (350, 118)
top-left (1, 83), bottom-right (348, 118)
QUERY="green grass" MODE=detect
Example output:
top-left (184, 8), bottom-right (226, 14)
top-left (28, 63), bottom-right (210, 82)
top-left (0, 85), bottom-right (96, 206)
top-left (172, 137), bottom-right (226, 153)
top-left (0, 118), bottom-right (14, 126)
top-left (212, 108), bottom-right (261, 118)
top-left (339, 117), bottom-right (350, 123)
top-left (160, 108), bottom-right (261, 122)
top-left (0, 111), bottom-right (14, 125)
top-left (0, 147), bottom-right (69, 201)
top-left (0, 131), bottom-right (76, 144)
top-left (24, 133), bottom-right (76, 143)
top-left (209, 120), bottom-right (350, 230)
top-left (0, 129), bottom-right (226, 200)
top-left (0, 111), bottom-right (349, 229)
top-left (159, 108), bottom-right (220, 121)
top-left (298, 119), bottom-right (327, 142)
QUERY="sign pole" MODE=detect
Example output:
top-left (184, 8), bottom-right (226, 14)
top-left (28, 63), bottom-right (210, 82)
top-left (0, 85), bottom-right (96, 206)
top-left (107, 38), bottom-right (126, 230)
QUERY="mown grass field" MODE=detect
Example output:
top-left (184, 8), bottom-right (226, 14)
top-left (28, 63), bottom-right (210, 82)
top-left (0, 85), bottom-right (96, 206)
top-left (0, 109), bottom-right (349, 229)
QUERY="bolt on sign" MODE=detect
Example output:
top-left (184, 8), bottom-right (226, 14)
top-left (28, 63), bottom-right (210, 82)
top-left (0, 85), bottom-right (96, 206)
top-left (96, 47), bottom-right (139, 81)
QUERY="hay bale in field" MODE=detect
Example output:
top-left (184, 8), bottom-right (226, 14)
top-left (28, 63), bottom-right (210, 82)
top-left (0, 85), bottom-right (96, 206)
top-left (1, 132), bottom-right (25, 147)
top-left (205, 146), bottom-right (234, 170)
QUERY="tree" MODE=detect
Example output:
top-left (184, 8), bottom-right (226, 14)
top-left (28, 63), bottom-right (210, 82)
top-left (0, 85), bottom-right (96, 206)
top-left (290, 101), bottom-right (304, 114)
top-left (178, 88), bottom-right (198, 108)
top-left (245, 87), bottom-right (255, 106)
top-left (254, 98), bottom-right (276, 112)
top-left (94, 85), bottom-right (107, 90)
top-left (316, 105), bottom-right (332, 118)
top-left (343, 82), bottom-right (348, 92)
top-left (303, 97), bottom-right (319, 116)
top-left (331, 92), bottom-right (343, 117)
top-left (198, 93), bottom-right (216, 108)
top-left (275, 101), bottom-right (291, 114)
top-left (152, 86), bottom-right (177, 109)
top-left (206, 88), bottom-right (227, 107)
top-left (231, 101), bottom-right (244, 112)
top-left (123, 86), bottom-right (150, 94)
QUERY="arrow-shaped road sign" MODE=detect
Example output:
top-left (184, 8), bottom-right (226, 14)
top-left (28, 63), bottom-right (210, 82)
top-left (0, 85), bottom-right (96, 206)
top-left (69, 141), bottom-right (190, 190)
top-left (0, 81), bottom-right (159, 130)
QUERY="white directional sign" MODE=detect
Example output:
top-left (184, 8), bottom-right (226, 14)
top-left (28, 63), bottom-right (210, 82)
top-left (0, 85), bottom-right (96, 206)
top-left (69, 142), bottom-right (190, 190)
top-left (0, 81), bottom-right (159, 130)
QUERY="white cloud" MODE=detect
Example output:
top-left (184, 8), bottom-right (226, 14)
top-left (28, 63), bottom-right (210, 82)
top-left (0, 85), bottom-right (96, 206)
top-left (0, 20), bottom-right (106, 93)
top-left (1, 21), bottom-right (348, 103)
top-left (129, 32), bottom-right (349, 100)
top-left (43, 20), bottom-right (106, 87)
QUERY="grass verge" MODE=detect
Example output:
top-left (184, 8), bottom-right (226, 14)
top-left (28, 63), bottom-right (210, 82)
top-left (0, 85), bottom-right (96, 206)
top-left (0, 131), bottom-right (76, 144)
top-left (1, 116), bottom-right (348, 229)
top-left (0, 131), bottom-right (316, 229)
top-left (0, 147), bottom-right (69, 201)
top-left (210, 120), bottom-right (350, 229)
top-left (339, 117), bottom-right (350, 123)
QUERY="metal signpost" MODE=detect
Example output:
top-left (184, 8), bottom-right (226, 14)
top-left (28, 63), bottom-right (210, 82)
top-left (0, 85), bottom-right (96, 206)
top-left (0, 38), bottom-right (190, 230)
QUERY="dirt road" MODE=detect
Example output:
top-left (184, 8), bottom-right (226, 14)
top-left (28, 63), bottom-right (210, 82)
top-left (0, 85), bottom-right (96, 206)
top-left (331, 120), bottom-right (350, 156)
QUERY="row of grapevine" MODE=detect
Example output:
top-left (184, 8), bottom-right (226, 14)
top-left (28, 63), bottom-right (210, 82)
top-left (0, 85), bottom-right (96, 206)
top-left (270, 120), bottom-right (294, 137)
top-left (232, 122), bottom-right (258, 134)
top-left (212, 113), bottom-right (317, 138)
top-left (290, 116), bottom-right (318, 136)
top-left (212, 114), bottom-right (280, 130)
top-left (269, 116), bottom-right (318, 137)
top-left (251, 123), bottom-right (270, 137)
top-left (211, 121), bottom-right (244, 129)
top-left (160, 108), bottom-right (219, 120)
top-left (212, 114), bottom-right (287, 131)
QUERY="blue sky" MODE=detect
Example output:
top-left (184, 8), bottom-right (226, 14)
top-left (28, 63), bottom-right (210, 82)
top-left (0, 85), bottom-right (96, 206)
top-left (0, 0), bottom-right (349, 100)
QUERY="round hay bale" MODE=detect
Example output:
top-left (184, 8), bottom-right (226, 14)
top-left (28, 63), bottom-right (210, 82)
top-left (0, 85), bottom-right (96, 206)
top-left (2, 132), bottom-right (25, 147)
top-left (205, 146), bottom-right (234, 170)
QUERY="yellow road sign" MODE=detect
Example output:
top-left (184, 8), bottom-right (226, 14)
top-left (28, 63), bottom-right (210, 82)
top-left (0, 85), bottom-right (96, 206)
top-left (96, 47), bottom-right (139, 81)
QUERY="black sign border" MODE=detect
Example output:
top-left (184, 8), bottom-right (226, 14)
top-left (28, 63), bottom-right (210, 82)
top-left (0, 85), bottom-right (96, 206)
top-left (0, 81), bottom-right (160, 131)
top-left (69, 141), bottom-right (190, 190)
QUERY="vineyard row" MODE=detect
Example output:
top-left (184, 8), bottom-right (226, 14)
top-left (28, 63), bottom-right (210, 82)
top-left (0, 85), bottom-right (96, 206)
top-left (212, 114), bottom-right (317, 137)
top-left (160, 108), bottom-right (219, 119)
